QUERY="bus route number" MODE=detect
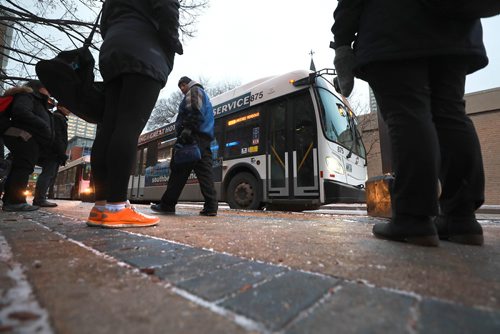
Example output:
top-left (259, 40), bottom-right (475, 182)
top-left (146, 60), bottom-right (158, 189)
top-left (250, 91), bottom-right (264, 102)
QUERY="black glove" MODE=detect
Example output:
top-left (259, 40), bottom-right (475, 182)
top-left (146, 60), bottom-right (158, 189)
top-left (334, 46), bottom-right (355, 97)
top-left (179, 128), bottom-right (193, 144)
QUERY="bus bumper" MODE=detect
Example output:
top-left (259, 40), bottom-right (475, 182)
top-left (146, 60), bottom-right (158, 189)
top-left (324, 180), bottom-right (365, 203)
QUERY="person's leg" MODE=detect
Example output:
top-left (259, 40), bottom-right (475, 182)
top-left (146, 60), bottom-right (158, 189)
top-left (33, 159), bottom-right (59, 205)
top-left (158, 161), bottom-right (193, 209)
top-left (367, 59), bottom-right (440, 217)
top-left (88, 74), bottom-right (162, 228)
top-left (105, 74), bottom-right (162, 203)
top-left (2, 137), bottom-right (39, 208)
top-left (364, 59), bottom-right (439, 246)
top-left (91, 79), bottom-right (122, 203)
top-left (193, 138), bottom-right (217, 213)
top-left (430, 57), bottom-right (485, 245)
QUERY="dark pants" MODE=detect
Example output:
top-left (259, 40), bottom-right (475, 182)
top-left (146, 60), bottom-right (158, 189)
top-left (2, 136), bottom-right (40, 204)
top-left (34, 159), bottom-right (59, 202)
top-left (364, 57), bottom-right (485, 217)
top-left (161, 137), bottom-right (217, 211)
top-left (91, 74), bottom-right (162, 203)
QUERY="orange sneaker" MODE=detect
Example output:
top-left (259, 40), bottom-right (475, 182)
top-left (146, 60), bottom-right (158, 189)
top-left (99, 207), bottom-right (159, 228)
top-left (87, 207), bottom-right (104, 227)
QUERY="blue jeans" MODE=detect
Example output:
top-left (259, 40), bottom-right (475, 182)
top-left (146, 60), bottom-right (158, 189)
top-left (34, 159), bottom-right (60, 202)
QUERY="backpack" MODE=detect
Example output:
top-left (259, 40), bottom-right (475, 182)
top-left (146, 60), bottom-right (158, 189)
top-left (420, 0), bottom-right (500, 19)
top-left (0, 95), bottom-right (14, 134)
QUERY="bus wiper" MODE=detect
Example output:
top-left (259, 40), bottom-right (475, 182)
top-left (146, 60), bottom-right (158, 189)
top-left (346, 111), bottom-right (358, 159)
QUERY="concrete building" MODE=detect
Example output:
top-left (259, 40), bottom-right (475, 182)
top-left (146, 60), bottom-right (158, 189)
top-left (67, 136), bottom-right (94, 161)
top-left (359, 87), bottom-right (500, 205)
top-left (67, 114), bottom-right (97, 141)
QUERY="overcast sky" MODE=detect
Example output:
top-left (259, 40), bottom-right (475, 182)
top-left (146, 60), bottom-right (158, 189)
top-left (162, 0), bottom-right (500, 106)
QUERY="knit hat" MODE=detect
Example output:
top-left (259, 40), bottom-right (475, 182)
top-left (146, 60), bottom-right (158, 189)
top-left (178, 76), bottom-right (192, 87)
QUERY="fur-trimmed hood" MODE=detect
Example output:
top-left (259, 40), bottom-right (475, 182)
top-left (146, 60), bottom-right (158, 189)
top-left (3, 86), bottom-right (33, 97)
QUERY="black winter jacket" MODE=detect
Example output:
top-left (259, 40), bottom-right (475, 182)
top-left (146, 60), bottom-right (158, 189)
top-left (332, 0), bottom-right (488, 79)
top-left (4, 86), bottom-right (53, 146)
top-left (40, 109), bottom-right (68, 165)
top-left (99, 0), bottom-right (183, 86)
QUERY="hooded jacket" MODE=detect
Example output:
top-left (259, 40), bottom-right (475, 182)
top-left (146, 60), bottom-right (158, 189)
top-left (176, 80), bottom-right (214, 140)
top-left (2, 86), bottom-right (53, 146)
top-left (99, 0), bottom-right (183, 86)
top-left (332, 0), bottom-right (488, 79)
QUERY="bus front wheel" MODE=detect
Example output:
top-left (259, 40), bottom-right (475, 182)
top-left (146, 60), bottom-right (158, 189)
top-left (227, 172), bottom-right (261, 210)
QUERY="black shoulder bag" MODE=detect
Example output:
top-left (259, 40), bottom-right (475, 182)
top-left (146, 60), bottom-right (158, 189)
top-left (36, 10), bottom-right (104, 124)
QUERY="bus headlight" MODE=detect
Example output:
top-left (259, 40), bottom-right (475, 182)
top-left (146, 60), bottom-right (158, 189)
top-left (325, 156), bottom-right (345, 175)
top-left (83, 188), bottom-right (93, 194)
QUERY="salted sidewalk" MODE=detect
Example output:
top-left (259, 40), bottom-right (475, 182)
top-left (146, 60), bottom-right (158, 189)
top-left (1, 202), bottom-right (500, 333)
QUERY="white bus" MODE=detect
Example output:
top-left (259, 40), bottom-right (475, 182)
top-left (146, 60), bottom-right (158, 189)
top-left (129, 69), bottom-right (367, 210)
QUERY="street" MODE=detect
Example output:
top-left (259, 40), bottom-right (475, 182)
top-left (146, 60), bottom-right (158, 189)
top-left (1, 200), bottom-right (500, 333)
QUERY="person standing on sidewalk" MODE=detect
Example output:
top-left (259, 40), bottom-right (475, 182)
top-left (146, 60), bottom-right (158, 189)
top-left (151, 76), bottom-right (218, 216)
top-left (33, 105), bottom-right (70, 207)
top-left (2, 80), bottom-right (53, 212)
top-left (331, 0), bottom-right (488, 246)
top-left (86, 0), bottom-right (183, 228)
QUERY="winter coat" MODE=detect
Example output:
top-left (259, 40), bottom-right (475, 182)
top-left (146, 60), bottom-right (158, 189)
top-left (39, 109), bottom-right (68, 165)
top-left (3, 86), bottom-right (53, 146)
top-left (331, 0), bottom-right (488, 79)
top-left (176, 81), bottom-right (214, 140)
top-left (99, 0), bottom-right (183, 86)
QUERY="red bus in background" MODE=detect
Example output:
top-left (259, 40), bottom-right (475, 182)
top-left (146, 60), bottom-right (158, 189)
top-left (53, 155), bottom-right (93, 201)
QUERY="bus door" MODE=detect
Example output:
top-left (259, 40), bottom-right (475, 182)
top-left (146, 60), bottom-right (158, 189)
top-left (267, 91), bottom-right (319, 200)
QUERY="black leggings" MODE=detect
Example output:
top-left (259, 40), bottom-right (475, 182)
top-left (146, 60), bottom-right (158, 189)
top-left (91, 74), bottom-right (161, 202)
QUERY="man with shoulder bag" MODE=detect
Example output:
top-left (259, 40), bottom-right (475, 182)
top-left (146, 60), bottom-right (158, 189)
top-left (151, 76), bottom-right (218, 216)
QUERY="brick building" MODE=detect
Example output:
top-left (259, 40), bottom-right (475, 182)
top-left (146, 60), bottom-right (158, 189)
top-left (359, 87), bottom-right (500, 205)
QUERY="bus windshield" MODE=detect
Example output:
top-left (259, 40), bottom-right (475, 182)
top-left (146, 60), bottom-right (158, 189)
top-left (315, 77), bottom-right (366, 159)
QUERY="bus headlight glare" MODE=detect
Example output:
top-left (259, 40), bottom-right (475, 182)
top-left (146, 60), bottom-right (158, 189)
top-left (83, 188), bottom-right (93, 194)
top-left (325, 156), bottom-right (345, 175)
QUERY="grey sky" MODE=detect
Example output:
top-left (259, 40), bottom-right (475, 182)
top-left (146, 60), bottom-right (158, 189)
top-left (162, 0), bottom-right (500, 107)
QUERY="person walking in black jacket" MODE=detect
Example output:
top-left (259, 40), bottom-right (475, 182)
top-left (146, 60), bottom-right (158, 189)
top-left (2, 80), bottom-right (53, 212)
top-left (87, 0), bottom-right (183, 228)
top-left (151, 77), bottom-right (218, 216)
top-left (332, 0), bottom-right (488, 246)
top-left (33, 105), bottom-right (70, 207)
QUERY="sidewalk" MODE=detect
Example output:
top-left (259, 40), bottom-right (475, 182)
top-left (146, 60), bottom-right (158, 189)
top-left (1, 201), bottom-right (500, 333)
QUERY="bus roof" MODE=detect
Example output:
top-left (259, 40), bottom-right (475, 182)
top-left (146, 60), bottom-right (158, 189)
top-left (58, 155), bottom-right (91, 172)
top-left (139, 69), bottom-right (319, 146)
top-left (211, 69), bottom-right (312, 110)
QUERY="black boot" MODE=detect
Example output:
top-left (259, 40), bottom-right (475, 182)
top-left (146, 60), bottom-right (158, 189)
top-left (372, 215), bottom-right (439, 247)
top-left (435, 215), bottom-right (484, 246)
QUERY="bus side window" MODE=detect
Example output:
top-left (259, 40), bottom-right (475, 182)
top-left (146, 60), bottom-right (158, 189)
top-left (223, 108), bottom-right (261, 159)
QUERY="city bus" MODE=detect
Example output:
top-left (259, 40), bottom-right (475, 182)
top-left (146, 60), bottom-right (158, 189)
top-left (53, 155), bottom-right (93, 201)
top-left (129, 69), bottom-right (367, 210)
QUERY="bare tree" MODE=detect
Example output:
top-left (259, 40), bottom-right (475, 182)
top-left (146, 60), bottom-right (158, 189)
top-left (146, 78), bottom-right (240, 130)
top-left (0, 0), bottom-right (209, 90)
